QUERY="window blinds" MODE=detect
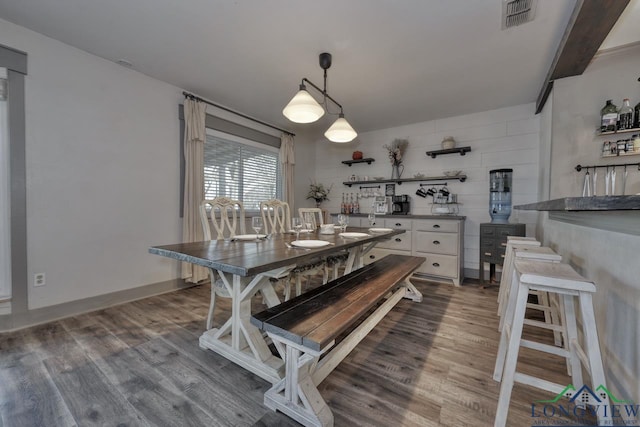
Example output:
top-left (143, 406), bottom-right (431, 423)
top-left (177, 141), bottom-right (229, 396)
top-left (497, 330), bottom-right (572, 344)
top-left (204, 132), bottom-right (282, 212)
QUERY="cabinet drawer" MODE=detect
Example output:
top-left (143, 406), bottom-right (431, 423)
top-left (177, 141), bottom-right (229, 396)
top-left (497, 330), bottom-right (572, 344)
top-left (415, 253), bottom-right (458, 278)
top-left (480, 225), bottom-right (496, 236)
top-left (364, 248), bottom-right (411, 265)
top-left (414, 231), bottom-right (457, 255)
top-left (377, 232), bottom-right (412, 251)
top-left (384, 218), bottom-right (412, 229)
top-left (413, 219), bottom-right (459, 233)
top-left (481, 238), bottom-right (496, 249)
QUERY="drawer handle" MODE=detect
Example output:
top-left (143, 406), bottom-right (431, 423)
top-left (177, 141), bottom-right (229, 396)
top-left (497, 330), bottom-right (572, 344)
top-left (501, 242), bottom-right (507, 247)
top-left (433, 224), bottom-right (440, 229)
top-left (501, 254), bottom-right (505, 258)
top-left (395, 238), bottom-right (402, 242)
top-left (484, 252), bottom-right (492, 256)
top-left (369, 255), bottom-right (375, 259)
top-left (433, 240), bottom-right (440, 245)
top-left (395, 223), bottom-right (402, 227)
top-left (432, 262), bottom-right (440, 267)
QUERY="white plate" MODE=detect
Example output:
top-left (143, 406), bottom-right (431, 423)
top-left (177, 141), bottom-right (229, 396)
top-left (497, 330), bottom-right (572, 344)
top-left (291, 240), bottom-right (331, 248)
top-left (339, 232), bottom-right (370, 238)
top-left (287, 229), bottom-right (312, 234)
top-left (368, 227), bottom-right (394, 233)
top-left (232, 234), bottom-right (266, 241)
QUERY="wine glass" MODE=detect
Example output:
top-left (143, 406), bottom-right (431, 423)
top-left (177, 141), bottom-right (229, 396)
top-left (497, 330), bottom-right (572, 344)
top-left (367, 212), bottom-right (376, 227)
top-left (292, 217), bottom-right (303, 240)
top-left (251, 217), bottom-right (263, 238)
top-left (337, 214), bottom-right (349, 232)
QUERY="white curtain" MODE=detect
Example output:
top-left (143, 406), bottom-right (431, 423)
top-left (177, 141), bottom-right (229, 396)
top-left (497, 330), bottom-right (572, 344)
top-left (181, 99), bottom-right (208, 283)
top-left (280, 133), bottom-right (295, 209)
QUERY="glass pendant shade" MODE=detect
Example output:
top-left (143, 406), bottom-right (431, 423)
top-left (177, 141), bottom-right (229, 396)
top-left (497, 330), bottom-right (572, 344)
top-left (282, 89), bottom-right (325, 123)
top-left (324, 116), bottom-right (357, 143)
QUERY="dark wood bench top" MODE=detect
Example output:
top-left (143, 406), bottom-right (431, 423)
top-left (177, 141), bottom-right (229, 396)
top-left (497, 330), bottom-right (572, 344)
top-left (251, 254), bottom-right (425, 352)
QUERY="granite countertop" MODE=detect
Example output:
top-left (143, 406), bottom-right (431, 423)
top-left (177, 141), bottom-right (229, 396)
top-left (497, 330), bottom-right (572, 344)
top-left (329, 213), bottom-right (466, 220)
top-left (514, 195), bottom-right (640, 211)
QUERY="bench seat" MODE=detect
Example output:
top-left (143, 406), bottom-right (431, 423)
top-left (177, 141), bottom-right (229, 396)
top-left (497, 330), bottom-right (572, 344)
top-left (251, 254), bottom-right (425, 427)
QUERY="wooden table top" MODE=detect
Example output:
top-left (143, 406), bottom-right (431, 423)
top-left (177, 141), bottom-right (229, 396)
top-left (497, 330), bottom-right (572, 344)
top-left (149, 227), bottom-right (404, 277)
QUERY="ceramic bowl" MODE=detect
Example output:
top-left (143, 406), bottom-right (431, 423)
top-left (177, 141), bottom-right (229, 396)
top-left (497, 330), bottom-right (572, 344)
top-left (443, 170), bottom-right (461, 177)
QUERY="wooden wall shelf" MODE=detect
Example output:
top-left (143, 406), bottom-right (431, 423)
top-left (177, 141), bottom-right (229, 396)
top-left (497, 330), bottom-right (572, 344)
top-left (342, 158), bottom-right (375, 166)
top-left (343, 174), bottom-right (467, 187)
top-left (425, 147), bottom-right (471, 158)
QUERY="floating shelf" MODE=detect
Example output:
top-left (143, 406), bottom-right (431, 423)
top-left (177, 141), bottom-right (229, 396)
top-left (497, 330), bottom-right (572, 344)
top-left (602, 151), bottom-right (640, 158)
top-left (598, 127), bottom-right (640, 136)
top-left (425, 146), bottom-right (471, 158)
top-left (342, 158), bottom-right (375, 166)
top-left (342, 175), bottom-right (467, 187)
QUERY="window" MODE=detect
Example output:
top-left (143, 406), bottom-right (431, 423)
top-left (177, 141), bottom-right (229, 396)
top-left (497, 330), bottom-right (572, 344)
top-left (204, 129), bottom-right (282, 212)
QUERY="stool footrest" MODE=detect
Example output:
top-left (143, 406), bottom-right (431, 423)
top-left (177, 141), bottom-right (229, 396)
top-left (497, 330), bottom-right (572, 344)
top-left (523, 318), bottom-right (564, 333)
top-left (514, 372), bottom-right (565, 395)
top-left (526, 302), bottom-right (551, 312)
top-left (520, 339), bottom-right (569, 358)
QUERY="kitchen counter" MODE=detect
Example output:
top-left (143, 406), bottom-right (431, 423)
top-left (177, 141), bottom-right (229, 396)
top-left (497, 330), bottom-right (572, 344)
top-left (330, 213), bottom-right (466, 220)
top-left (514, 195), bottom-right (640, 236)
top-left (514, 195), bottom-right (640, 211)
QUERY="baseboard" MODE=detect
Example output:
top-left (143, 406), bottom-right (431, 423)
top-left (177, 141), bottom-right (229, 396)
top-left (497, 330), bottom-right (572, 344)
top-left (0, 278), bottom-right (193, 332)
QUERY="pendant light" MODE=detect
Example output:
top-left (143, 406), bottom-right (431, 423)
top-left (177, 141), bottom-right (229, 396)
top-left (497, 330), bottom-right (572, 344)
top-left (282, 53), bottom-right (357, 143)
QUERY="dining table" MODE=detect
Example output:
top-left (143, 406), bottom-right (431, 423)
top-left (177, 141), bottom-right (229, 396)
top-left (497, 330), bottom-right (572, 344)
top-left (149, 227), bottom-right (404, 384)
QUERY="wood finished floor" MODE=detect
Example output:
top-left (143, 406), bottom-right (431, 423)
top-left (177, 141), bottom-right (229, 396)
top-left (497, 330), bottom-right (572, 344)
top-left (0, 278), bottom-right (590, 427)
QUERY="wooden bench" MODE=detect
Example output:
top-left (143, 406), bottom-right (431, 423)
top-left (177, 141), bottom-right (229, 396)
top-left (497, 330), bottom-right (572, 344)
top-left (250, 254), bottom-right (425, 427)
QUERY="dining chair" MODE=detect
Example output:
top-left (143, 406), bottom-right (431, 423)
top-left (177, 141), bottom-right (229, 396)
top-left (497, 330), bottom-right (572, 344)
top-left (199, 197), bottom-right (245, 330)
top-left (259, 200), bottom-right (327, 300)
top-left (298, 208), bottom-right (324, 230)
top-left (260, 199), bottom-right (291, 233)
top-left (299, 208), bottom-right (348, 281)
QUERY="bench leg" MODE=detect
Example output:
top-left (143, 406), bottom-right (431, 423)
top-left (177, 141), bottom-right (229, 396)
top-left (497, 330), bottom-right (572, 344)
top-left (264, 343), bottom-right (334, 427)
top-left (402, 276), bottom-right (423, 302)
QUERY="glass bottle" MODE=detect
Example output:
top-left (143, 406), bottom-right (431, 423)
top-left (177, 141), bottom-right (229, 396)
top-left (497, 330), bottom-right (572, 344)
top-left (634, 101), bottom-right (640, 129)
top-left (600, 99), bottom-right (618, 132)
top-left (618, 99), bottom-right (633, 131)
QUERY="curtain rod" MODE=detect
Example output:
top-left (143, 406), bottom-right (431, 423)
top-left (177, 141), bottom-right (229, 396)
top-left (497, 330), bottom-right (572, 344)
top-left (183, 92), bottom-right (295, 136)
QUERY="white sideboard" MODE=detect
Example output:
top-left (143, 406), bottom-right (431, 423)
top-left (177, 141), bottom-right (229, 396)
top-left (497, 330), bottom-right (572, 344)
top-left (338, 215), bottom-right (465, 286)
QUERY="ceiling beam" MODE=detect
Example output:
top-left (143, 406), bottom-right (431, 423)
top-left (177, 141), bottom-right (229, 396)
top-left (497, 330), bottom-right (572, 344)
top-left (535, 0), bottom-right (631, 114)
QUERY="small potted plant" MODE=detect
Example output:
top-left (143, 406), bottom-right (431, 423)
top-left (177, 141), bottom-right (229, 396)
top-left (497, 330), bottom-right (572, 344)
top-left (307, 181), bottom-right (332, 207)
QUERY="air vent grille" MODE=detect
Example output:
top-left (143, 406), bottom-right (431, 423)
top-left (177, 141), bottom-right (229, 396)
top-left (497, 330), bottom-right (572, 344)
top-left (502, 0), bottom-right (537, 29)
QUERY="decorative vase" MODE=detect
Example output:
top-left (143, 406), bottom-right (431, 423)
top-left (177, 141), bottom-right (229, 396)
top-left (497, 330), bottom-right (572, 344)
top-left (391, 164), bottom-right (404, 179)
top-left (315, 200), bottom-right (322, 208)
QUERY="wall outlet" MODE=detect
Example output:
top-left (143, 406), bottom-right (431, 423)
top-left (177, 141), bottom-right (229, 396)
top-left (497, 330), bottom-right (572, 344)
top-left (34, 273), bottom-right (45, 287)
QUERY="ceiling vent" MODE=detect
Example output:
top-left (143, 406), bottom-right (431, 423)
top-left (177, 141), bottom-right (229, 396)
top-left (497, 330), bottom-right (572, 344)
top-left (502, 0), bottom-right (537, 29)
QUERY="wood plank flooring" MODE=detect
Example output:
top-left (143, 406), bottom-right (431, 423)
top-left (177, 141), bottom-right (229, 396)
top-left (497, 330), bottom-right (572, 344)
top-left (0, 278), bottom-right (591, 426)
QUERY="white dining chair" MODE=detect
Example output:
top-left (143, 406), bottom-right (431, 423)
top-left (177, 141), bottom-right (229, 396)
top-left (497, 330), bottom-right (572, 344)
top-left (299, 207), bottom-right (348, 281)
top-left (259, 200), bottom-right (327, 300)
top-left (199, 197), bottom-right (245, 329)
top-left (298, 207), bottom-right (324, 230)
top-left (260, 199), bottom-right (291, 233)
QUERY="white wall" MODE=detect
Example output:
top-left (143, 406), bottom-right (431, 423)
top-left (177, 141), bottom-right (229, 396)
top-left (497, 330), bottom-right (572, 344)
top-left (0, 19), bottom-right (185, 309)
top-left (542, 44), bottom-right (640, 402)
top-left (309, 104), bottom-right (541, 273)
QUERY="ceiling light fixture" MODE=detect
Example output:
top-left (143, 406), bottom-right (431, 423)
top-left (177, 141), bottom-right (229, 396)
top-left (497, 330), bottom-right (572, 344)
top-left (283, 52), bottom-right (357, 143)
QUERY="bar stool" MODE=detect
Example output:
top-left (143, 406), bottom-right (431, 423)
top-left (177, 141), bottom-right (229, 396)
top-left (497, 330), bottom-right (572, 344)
top-left (493, 259), bottom-right (610, 427)
top-left (497, 237), bottom-right (540, 313)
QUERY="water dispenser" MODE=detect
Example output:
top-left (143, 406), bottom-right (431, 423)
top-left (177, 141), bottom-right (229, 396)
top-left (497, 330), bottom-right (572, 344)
top-left (489, 168), bottom-right (512, 223)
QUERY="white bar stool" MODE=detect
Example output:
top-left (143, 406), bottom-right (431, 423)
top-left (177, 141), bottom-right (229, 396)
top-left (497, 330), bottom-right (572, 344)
top-left (493, 259), bottom-right (610, 427)
top-left (497, 237), bottom-right (540, 314)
